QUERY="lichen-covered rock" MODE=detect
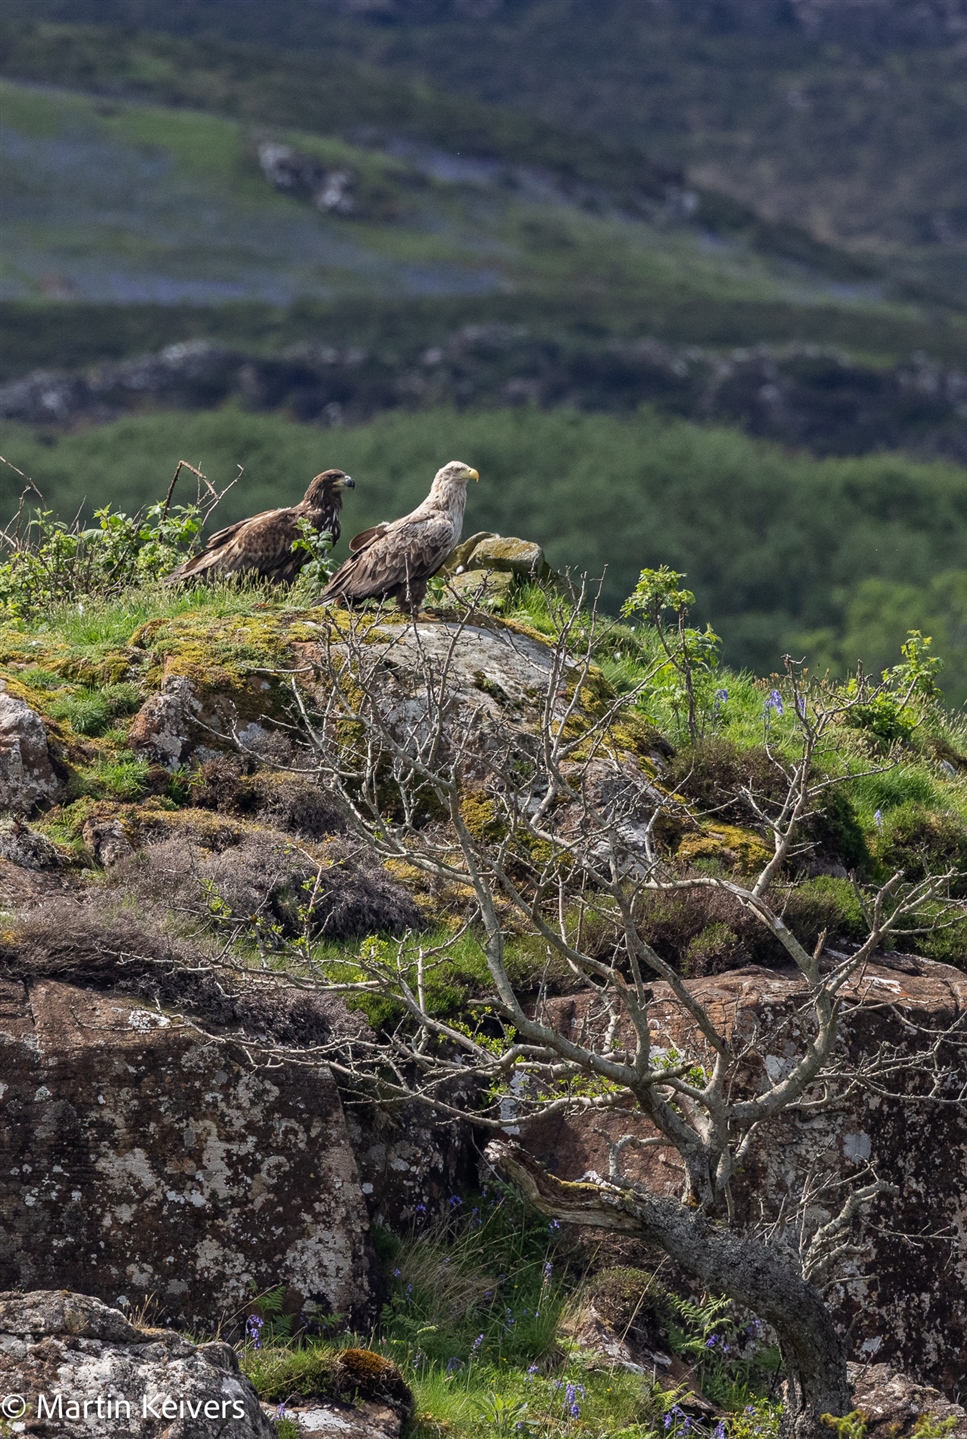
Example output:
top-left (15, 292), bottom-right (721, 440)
top-left (445, 566), bottom-right (517, 605)
top-left (0, 1289), bottom-right (274, 1437)
top-left (82, 812), bottom-right (136, 866)
top-left (310, 615), bottom-right (588, 772)
top-left (440, 533), bottom-right (555, 605)
top-left (848, 1361), bottom-right (967, 1438)
top-left (126, 671), bottom-right (283, 771)
top-left (267, 1400), bottom-right (402, 1438)
top-left (0, 820), bottom-right (63, 871)
top-left (126, 672), bottom-right (201, 767)
top-left (524, 959), bottom-right (967, 1396)
top-left (345, 1097), bottom-right (480, 1228)
top-left (440, 531), bottom-right (496, 573)
top-left (0, 978), bottom-right (376, 1327)
top-left (463, 535), bottom-right (551, 580)
top-left (0, 686), bottom-right (60, 814)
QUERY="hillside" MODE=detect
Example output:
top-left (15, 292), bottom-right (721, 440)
top-left (5, 3), bottom-right (965, 306)
top-left (0, 530), bottom-right (965, 1422)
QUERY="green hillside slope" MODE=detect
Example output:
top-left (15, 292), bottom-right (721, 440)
top-left (0, 67), bottom-right (905, 316)
top-left (5, 5), bottom-right (965, 306)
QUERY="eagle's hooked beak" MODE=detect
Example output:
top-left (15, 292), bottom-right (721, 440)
top-left (340, 475), bottom-right (355, 489)
top-left (467, 467), bottom-right (479, 483)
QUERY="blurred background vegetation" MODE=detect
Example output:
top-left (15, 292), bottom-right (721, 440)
top-left (1, 2), bottom-right (965, 705)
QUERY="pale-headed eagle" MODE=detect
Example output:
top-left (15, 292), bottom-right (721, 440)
top-left (166, 470), bottom-right (354, 585)
top-left (321, 460), bottom-right (478, 613)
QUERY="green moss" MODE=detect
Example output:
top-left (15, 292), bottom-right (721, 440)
top-left (459, 794), bottom-right (508, 845)
top-left (677, 823), bottom-right (771, 874)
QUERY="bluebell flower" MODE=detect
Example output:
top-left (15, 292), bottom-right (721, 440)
top-left (246, 1314), bottom-right (264, 1350)
top-left (764, 689), bottom-right (784, 717)
top-left (449, 1194), bottom-right (462, 1207)
top-left (471, 1333), bottom-right (484, 1353)
top-left (874, 809), bottom-right (883, 827)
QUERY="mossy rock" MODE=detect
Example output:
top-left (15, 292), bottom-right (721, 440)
top-left (446, 567), bottom-right (517, 607)
top-left (466, 535), bottom-right (551, 579)
top-left (335, 1349), bottom-right (413, 1414)
top-left (441, 531), bottom-right (497, 572)
top-left (676, 822), bottom-right (770, 873)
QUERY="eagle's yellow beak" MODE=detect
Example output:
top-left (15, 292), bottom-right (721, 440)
top-left (467, 467), bottom-right (479, 482)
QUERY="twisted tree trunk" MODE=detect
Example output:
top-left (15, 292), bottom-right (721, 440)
top-left (486, 1140), bottom-right (850, 1438)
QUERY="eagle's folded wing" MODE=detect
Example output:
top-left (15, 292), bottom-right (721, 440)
top-left (348, 522), bottom-right (391, 554)
top-left (323, 514), bottom-right (455, 602)
top-left (167, 508), bottom-right (294, 582)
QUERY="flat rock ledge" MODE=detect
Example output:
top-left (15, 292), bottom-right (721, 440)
top-left (0, 1289), bottom-right (273, 1437)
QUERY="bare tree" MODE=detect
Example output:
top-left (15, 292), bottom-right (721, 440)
top-left (229, 594), bottom-right (963, 1437)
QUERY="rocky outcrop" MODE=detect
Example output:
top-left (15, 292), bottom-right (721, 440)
top-left (3, 334), bottom-right (965, 464)
top-left (258, 141), bottom-right (357, 215)
top-left (441, 532), bottom-right (556, 604)
top-left (126, 673), bottom-right (203, 768)
top-left (0, 1289), bottom-right (273, 1437)
top-left (849, 1361), bottom-right (967, 1439)
top-left (125, 667), bottom-right (287, 771)
top-left (523, 958), bottom-right (967, 1395)
top-left (0, 686), bottom-right (61, 814)
top-left (0, 977), bottom-right (377, 1327)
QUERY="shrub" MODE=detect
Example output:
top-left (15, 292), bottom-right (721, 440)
top-left (871, 801), bottom-right (967, 896)
top-left (0, 501), bottom-right (203, 618)
top-left (666, 737), bottom-right (869, 871)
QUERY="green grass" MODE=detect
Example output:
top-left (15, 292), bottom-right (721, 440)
top-left (4, 403), bottom-right (967, 697)
top-left (237, 1192), bottom-right (785, 1438)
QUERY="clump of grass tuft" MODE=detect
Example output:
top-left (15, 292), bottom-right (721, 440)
top-left (67, 757), bottom-right (152, 802)
top-left (46, 681), bottom-right (142, 736)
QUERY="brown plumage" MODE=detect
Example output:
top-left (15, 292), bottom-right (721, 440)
top-left (321, 460), bottom-right (478, 613)
top-left (166, 470), bottom-right (354, 585)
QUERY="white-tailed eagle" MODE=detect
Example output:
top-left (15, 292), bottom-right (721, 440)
top-left (166, 469), bottom-right (354, 585)
top-left (320, 460), bottom-right (478, 613)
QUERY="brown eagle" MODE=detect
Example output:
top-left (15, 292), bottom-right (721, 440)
top-left (166, 469), bottom-right (354, 585)
top-left (320, 460), bottom-right (478, 613)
